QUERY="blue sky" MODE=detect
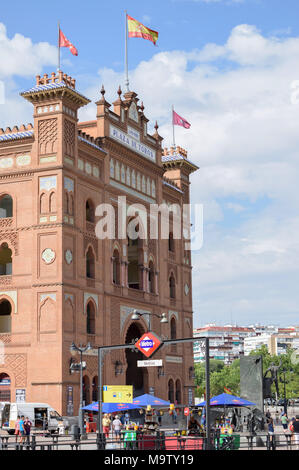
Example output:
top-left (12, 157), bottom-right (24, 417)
top-left (1, 0), bottom-right (299, 327)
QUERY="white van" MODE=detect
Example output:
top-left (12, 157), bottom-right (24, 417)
top-left (1, 403), bottom-right (65, 435)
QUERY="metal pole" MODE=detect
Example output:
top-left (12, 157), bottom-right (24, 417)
top-left (205, 338), bottom-right (211, 450)
top-left (58, 21), bottom-right (61, 72)
top-left (98, 348), bottom-right (103, 434)
top-left (283, 371), bottom-right (287, 415)
top-left (172, 105), bottom-right (176, 148)
top-left (125, 11), bottom-right (129, 92)
top-left (79, 350), bottom-right (84, 436)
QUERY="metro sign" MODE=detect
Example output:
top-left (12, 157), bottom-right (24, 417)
top-left (135, 332), bottom-right (163, 359)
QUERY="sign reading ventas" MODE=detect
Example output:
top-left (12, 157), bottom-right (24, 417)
top-left (135, 333), bottom-right (163, 359)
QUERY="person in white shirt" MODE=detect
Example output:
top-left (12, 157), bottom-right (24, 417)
top-left (112, 416), bottom-right (122, 441)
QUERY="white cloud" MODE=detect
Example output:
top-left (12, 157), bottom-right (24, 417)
top-left (0, 23), bottom-right (57, 79)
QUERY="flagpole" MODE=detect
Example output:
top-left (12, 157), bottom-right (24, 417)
top-left (125, 10), bottom-right (129, 92)
top-left (172, 105), bottom-right (176, 149)
top-left (58, 21), bottom-right (61, 72)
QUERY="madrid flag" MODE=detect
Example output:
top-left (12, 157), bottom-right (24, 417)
top-left (127, 15), bottom-right (159, 45)
top-left (173, 110), bottom-right (191, 129)
top-left (59, 29), bottom-right (78, 56)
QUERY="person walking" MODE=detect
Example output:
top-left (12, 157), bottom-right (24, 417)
top-left (268, 417), bottom-right (275, 450)
top-left (112, 415), bottom-right (122, 442)
top-left (14, 416), bottom-right (20, 443)
top-left (281, 413), bottom-right (288, 433)
top-left (19, 416), bottom-right (26, 445)
top-left (290, 415), bottom-right (299, 450)
top-left (24, 417), bottom-right (32, 438)
top-left (102, 414), bottom-right (111, 439)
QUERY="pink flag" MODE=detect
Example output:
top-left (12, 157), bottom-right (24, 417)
top-left (173, 110), bottom-right (191, 129)
top-left (59, 29), bottom-right (78, 56)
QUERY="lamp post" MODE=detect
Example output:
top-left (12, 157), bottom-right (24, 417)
top-left (280, 369), bottom-right (288, 415)
top-left (131, 310), bottom-right (168, 331)
top-left (70, 342), bottom-right (92, 437)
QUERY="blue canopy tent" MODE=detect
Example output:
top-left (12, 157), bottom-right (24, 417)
top-left (82, 402), bottom-right (140, 413)
top-left (197, 393), bottom-right (256, 408)
top-left (133, 394), bottom-right (170, 407)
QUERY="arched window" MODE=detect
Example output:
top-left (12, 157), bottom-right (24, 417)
top-left (0, 244), bottom-right (12, 276)
top-left (148, 261), bottom-right (155, 294)
top-left (0, 373), bottom-right (11, 402)
top-left (86, 247), bottom-right (95, 279)
top-left (170, 317), bottom-right (177, 353)
top-left (0, 195), bottom-right (13, 219)
top-left (92, 376), bottom-right (98, 402)
top-left (0, 299), bottom-right (12, 333)
top-left (168, 379), bottom-right (174, 404)
top-left (168, 232), bottom-right (175, 252)
top-left (86, 200), bottom-right (95, 223)
top-left (128, 233), bottom-right (140, 290)
top-left (169, 274), bottom-right (176, 299)
top-left (112, 249), bottom-right (120, 285)
top-left (83, 376), bottom-right (90, 406)
top-left (49, 192), bottom-right (57, 213)
top-left (64, 192), bottom-right (69, 215)
top-left (175, 379), bottom-right (182, 405)
top-left (86, 301), bottom-right (95, 335)
top-left (171, 318), bottom-right (177, 340)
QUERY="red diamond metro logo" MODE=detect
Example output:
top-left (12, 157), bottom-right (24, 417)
top-left (135, 332), bottom-right (163, 359)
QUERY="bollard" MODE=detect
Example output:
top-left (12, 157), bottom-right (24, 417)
top-left (96, 433), bottom-right (106, 450)
top-left (71, 425), bottom-right (81, 442)
top-left (31, 435), bottom-right (36, 451)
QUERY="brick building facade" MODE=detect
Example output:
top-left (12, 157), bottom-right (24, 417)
top-left (0, 71), bottom-right (198, 415)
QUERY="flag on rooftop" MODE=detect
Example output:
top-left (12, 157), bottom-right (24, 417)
top-left (127, 15), bottom-right (159, 45)
top-left (173, 110), bottom-right (191, 129)
top-left (59, 29), bottom-right (78, 56)
top-left (224, 386), bottom-right (233, 395)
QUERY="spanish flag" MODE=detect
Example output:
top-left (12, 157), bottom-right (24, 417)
top-left (224, 387), bottom-right (233, 395)
top-left (127, 15), bottom-right (159, 45)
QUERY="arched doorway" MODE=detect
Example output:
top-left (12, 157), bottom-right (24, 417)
top-left (83, 376), bottom-right (90, 406)
top-left (175, 379), bottom-right (182, 405)
top-left (168, 379), bottom-right (174, 404)
top-left (92, 376), bottom-right (98, 402)
top-left (0, 373), bottom-right (11, 401)
top-left (125, 323), bottom-right (148, 397)
top-left (0, 299), bottom-right (12, 333)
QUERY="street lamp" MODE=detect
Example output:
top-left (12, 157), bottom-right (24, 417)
top-left (70, 342), bottom-right (92, 437)
top-left (131, 310), bottom-right (168, 331)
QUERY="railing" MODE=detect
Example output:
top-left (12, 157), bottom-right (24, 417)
top-left (0, 431), bottom-right (298, 451)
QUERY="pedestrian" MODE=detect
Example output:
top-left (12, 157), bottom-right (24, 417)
top-left (281, 413), bottom-right (288, 433)
top-left (102, 414), bottom-right (111, 439)
top-left (19, 415), bottom-right (26, 445)
top-left (125, 412), bottom-right (130, 425)
top-left (24, 417), bottom-right (32, 437)
top-left (158, 410), bottom-right (163, 427)
top-left (112, 415), bottom-right (122, 442)
top-left (14, 416), bottom-right (20, 443)
top-left (268, 417), bottom-right (275, 450)
top-left (290, 415), bottom-right (299, 450)
top-left (172, 408), bottom-right (177, 425)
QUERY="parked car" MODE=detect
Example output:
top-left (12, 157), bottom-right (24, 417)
top-left (277, 398), bottom-right (290, 407)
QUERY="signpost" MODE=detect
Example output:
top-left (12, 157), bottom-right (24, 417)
top-left (103, 386), bottom-right (133, 404)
